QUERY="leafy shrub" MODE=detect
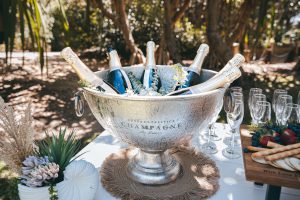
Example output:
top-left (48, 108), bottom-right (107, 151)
top-left (50, 1), bottom-right (201, 61)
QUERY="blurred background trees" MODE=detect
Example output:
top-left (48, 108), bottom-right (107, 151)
top-left (1, 0), bottom-right (300, 71)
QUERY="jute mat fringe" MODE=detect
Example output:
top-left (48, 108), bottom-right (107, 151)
top-left (100, 147), bottom-right (220, 200)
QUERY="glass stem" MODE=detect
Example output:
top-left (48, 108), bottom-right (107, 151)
top-left (276, 113), bottom-right (282, 125)
top-left (229, 128), bottom-right (236, 153)
top-left (275, 116), bottom-right (280, 125)
top-left (251, 117), bottom-right (257, 125)
top-left (207, 124), bottom-right (212, 144)
top-left (211, 123), bottom-right (215, 137)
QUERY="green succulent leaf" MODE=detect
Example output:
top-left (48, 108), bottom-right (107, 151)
top-left (37, 127), bottom-right (82, 183)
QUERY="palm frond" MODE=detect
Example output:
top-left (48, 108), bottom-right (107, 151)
top-left (2, 0), bottom-right (69, 73)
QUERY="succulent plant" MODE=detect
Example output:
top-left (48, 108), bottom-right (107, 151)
top-left (22, 156), bottom-right (49, 176)
top-left (37, 128), bottom-right (82, 183)
top-left (21, 161), bottom-right (59, 187)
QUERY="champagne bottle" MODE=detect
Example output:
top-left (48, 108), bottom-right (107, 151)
top-left (166, 54), bottom-right (245, 96)
top-left (142, 41), bottom-right (161, 91)
top-left (177, 43), bottom-right (209, 89)
top-left (107, 49), bottom-right (132, 94)
top-left (61, 47), bottom-right (119, 94)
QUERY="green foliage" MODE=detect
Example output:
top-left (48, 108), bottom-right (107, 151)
top-left (0, 162), bottom-right (19, 200)
top-left (2, 0), bottom-right (68, 72)
top-left (51, 2), bottom-right (129, 59)
top-left (37, 128), bottom-right (82, 183)
top-left (49, 184), bottom-right (58, 200)
top-left (78, 80), bottom-right (91, 88)
top-left (3, 0), bottom-right (300, 67)
top-left (50, 0), bottom-right (201, 60)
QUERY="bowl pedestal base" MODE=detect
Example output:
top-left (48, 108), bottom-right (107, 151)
top-left (127, 149), bottom-right (181, 185)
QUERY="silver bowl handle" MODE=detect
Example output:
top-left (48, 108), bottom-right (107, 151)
top-left (74, 89), bottom-right (84, 117)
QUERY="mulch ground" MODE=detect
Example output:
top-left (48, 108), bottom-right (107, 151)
top-left (0, 52), bottom-right (108, 141)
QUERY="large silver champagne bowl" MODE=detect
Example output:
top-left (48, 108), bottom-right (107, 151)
top-left (81, 65), bottom-right (226, 185)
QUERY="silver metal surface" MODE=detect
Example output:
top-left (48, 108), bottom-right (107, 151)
top-left (74, 89), bottom-right (84, 117)
top-left (82, 65), bottom-right (226, 185)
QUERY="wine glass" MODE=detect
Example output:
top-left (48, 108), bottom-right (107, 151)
top-left (298, 91), bottom-right (300, 105)
top-left (276, 94), bottom-right (293, 125)
top-left (207, 96), bottom-right (225, 142)
top-left (224, 87), bottom-right (243, 134)
top-left (231, 86), bottom-right (243, 93)
top-left (282, 103), bottom-right (300, 125)
top-left (251, 94), bottom-right (266, 124)
top-left (298, 104), bottom-right (300, 123)
top-left (272, 89), bottom-right (287, 123)
top-left (253, 101), bottom-right (271, 126)
top-left (248, 88), bottom-right (262, 123)
top-left (223, 92), bottom-right (243, 146)
top-left (210, 119), bottom-right (222, 141)
top-left (222, 99), bottom-right (244, 159)
top-left (201, 99), bottom-right (223, 154)
top-left (248, 88), bottom-right (262, 108)
top-left (224, 88), bottom-right (234, 114)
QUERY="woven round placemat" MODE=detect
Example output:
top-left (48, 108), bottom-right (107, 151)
top-left (100, 147), bottom-right (220, 200)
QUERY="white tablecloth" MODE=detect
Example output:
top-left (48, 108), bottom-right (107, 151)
top-left (76, 123), bottom-right (300, 200)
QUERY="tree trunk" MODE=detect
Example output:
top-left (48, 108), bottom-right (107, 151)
top-left (163, 0), bottom-right (182, 64)
top-left (93, 0), bottom-right (145, 64)
top-left (85, 0), bottom-right (91, 33)
top-left (113, 0), bottom-right (145, 65)
top-left (157, 0), bottom-right (190, 64)
top-left (228, 0), bottom-right (259, 44)
top-left (156, 33), bottom-right (169, 64)
top-left (206, 0), bottom-right (233, 66)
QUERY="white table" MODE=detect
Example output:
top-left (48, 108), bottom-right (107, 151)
top-left (76, 123), bottom-right (300, 200)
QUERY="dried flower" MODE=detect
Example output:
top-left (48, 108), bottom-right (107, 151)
top-left (0, 97), bottom-right (36, 174)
